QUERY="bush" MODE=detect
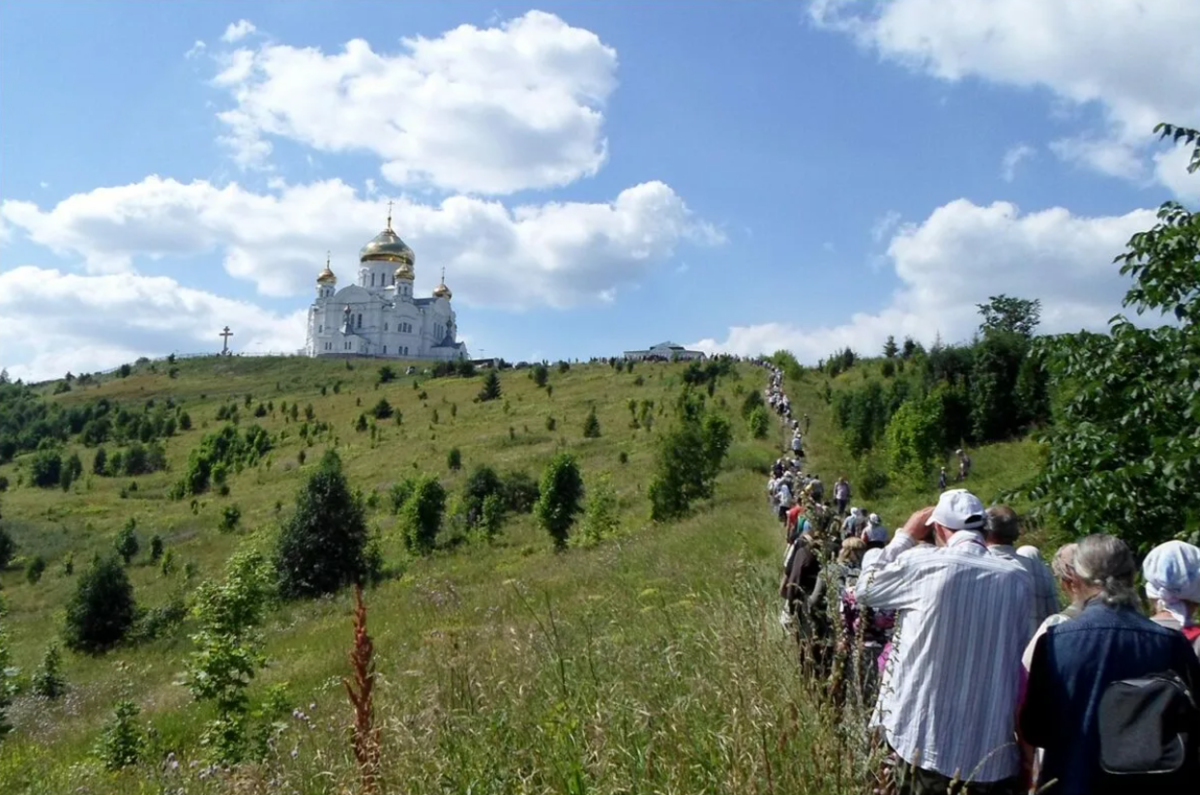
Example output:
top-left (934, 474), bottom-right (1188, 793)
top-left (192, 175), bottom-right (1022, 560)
top-left (0, 526), bottom-right (15, 570)
top-left (582, 407), bottom-right (601, 438)
top-left (149, 535), bottom-right (163, 562)
top-left (95, 699), bottom-right (143, 770)
top-left (885, 390), bottom-right (946, 488)
top-left (747, 406), bottom-right (770, 439)
top-left (115, 519), bottom-right (139, 565)
top-left (32, 643), bottom-right (66, 699)
top-left (741, 389), bottom-right (764, 419)
top-left (447, 447), bottom-right (462, 471)
top-left (546, 415), bottom-right (557, 432)
top-left (389, 477), bottom-right (418, 514)
top-left (401, 476), bottom-right (446, 554)
top-left (462, 465), bottom-right (502, 521)
top-left (219, 504), bottom-right (242, 533)
top-left (478, 371), bottom-right (502, 402)
top-left (881, 360), bottom-right (896, 378)
top-left (557, 361), bottom-right (571, 374)
top-left (534, 453), bottom-right (584, 549)
top-left (30, 449), bottom-right (62, 488)
top-left (501, 470), bottom-right (540, 514)
top-left (26, 555), bottom-right (46, 584)
top-left (275, 450), bottom-right (368, 598)
top-left (371, 398), bottom-right (393, 419)
top-left (64, 556), bottom-right (137, 653)
top-left (377, 365), bottom-right (397, 384)
top-left (0, 629), bottom-right (14, 736)
top-left (93, 446), bottom-right (108, 475)
top-left (532, 363), bottom-right (549, 388)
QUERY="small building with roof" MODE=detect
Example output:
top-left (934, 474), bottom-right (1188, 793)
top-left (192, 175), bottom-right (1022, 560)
top-left (305, 206), bottom-right (469, 361)
top-left (622, 341), bottom-right (706, 362)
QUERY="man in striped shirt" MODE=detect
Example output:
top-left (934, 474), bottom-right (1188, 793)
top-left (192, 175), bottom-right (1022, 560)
top-left (855, 489), bottom-right (1032, 794)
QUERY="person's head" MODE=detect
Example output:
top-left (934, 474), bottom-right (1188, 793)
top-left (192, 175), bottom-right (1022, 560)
top-left (1141, 540), bottom-right (1200, 613)
top-left (1072, 535), bottom-right (1139, 608)
top-left (925, 489), bottom-right (986, 545)
top-left (839, 537), bottom-right (867, 565)
top-left (984, 505), bottom-right (1021, 546)
top-left (868, 513), bottom-right (881, 526)
top-left (1049, 543), bottom-right (1083, 601)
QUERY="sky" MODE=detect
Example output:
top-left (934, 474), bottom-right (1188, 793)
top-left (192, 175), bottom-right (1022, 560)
top-left (1, 0), bottom-right (1197, 382)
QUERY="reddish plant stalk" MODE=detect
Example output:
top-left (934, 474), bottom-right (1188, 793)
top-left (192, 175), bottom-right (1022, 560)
top-left (344, 584), bottom-right (380, 794)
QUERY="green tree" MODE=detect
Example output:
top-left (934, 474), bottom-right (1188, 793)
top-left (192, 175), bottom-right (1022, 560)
top-left (0, 525), bottom-right (15, 570)
top-left (883, 335), bottom-right (899, 358)
top-left (32, 643), bottom-right (67, 699)
top-left (371, 398), bottom-right (393, 419)
top-left (446, 447), bottom-right (462, 471)
top-left (580, 474), bottom-right (619, 545)
top-left (185, 550), bottom-right (275, 764)
top-left (275, 450), bottom-right (368, 598)
top-left (0, 629), bottom-right (15, 736)
top-left (534, 453), bottom-right (584, 548)
top-left (93, 446), bottom-right (108, 475)
top-left (478, 493), bottom-right (506, 541)
top-left (885, 390), bottom-right (946, 488)
top-left (531, 363), bottom-right (549, 387)
top-left (969, 330), bottom-right (1028, 442)
top-left (977, 294), bottom-right (1042, 338)
top-left (649, 398), bottom-right (732, 521)
top-left (747, 406), bottom-right (770, 439)
top-left (377, 365), bottom-right (397, 384)
top-left (1026, 123), bottom-right (1200, 549)
top-left (26, 555), bottom-right (46, 584)
top-left (478, 370), bottom-right (502, 402)
top-left (400, 476), bottom-right (446, 554)
top-left (462, 465), bottom-right (502, 522)
top-left (115, 519), bottom-right (139, 565)
top-left (149, 534), bottom-right (164, 563)
top-left (582, 406), bottom-right (601, 438)
top-left (63, 556), bottom-right (137, 653)
top-left (29, 449), bottom-right (62, 488)
top-left (95, 699), bottom-right (143, 770)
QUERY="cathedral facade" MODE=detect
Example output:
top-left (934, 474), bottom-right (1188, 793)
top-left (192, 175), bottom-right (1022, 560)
top-left (305, 213), bottom-right (469, 362)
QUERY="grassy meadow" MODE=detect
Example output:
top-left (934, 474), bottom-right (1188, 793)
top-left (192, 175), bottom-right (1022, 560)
top-left (0, 355), bottom-right (1048, 793)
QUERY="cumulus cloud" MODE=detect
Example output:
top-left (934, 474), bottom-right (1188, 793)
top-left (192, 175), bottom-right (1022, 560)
top-left (810, 0), bottom-right (1200, 198)
top-left (692, 198), bottom-right (1154, 360)
top-left (211, 10), bottom-right (617, 194)
top-left (0, 176), bottom-right (721, 307)
top-left (221, 20), bottom-right (256, 44)
top-left (0, 265), bottom-right (306, 383)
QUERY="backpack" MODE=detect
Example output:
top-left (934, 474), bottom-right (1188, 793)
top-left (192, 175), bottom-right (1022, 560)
top-left (1096, 671), bottom-right (1200, 794)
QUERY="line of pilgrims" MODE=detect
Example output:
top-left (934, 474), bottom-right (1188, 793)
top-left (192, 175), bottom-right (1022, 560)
top-left (754, 360), bottom-right (1200, 795)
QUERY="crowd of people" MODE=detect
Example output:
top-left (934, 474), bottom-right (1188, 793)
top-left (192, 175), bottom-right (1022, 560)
top-left (756, 362), bottom-right (1200, 795)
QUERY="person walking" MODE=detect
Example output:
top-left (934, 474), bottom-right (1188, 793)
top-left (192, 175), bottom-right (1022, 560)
top-left (856, 489), bottom-right (1032, 794)
top-left (833, 475), bottom-right (851, 515)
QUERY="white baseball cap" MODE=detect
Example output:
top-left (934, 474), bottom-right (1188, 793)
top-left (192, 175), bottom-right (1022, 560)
top-left (926, 489), bottom-right (985, 532)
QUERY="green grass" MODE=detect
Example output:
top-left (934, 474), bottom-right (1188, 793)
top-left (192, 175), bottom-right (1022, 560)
top-left (0, 355), bottom-right (1043, 793)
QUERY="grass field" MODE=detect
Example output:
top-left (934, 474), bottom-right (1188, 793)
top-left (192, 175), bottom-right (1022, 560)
top-left (0, 355), bottom-right (1049, 793)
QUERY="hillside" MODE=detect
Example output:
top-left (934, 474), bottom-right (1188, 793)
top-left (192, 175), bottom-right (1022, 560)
top-left (0, 354), bottom-right (1045, 793)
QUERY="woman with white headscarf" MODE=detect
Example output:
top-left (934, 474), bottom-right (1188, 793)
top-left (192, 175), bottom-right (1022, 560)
top-left (1143, 539), bottom-right (1200, 658)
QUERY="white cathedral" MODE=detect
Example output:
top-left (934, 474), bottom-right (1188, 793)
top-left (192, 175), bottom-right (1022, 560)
top-left (304, 210), bottom-right (469, 362)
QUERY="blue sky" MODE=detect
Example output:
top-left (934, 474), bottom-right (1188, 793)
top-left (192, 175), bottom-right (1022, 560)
top-left (1, 0), bottom-right (1197, 381)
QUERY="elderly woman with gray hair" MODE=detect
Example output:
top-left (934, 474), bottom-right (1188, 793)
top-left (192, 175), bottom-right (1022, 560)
top-left (1020, 535), bottom-right (1200, 795)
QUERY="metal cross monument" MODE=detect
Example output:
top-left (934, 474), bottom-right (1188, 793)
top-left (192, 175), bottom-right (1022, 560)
top-left (219, 326), bottom-right (233, 356)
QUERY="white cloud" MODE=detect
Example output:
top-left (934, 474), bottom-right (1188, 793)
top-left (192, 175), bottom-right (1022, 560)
top-left (209, 11), bottom-right (617, 194)
top-left (0, 175), bottom-right (721, 308)
top-left (692, 198), bottom-right (1154, 360)
top-left (1000, 144), bottom-right (1034, 182)
top-left (221, 20), bottom-right (256, 44)
top-left (810, 0), bottom-right (1200, 197)
top-left (0, 265), bottom-right (306, 383)
top-left (185, 40), bottom-right (207, 59)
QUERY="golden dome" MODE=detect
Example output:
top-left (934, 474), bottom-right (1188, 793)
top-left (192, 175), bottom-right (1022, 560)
top-left (394, 261), bottom-right (415, 281)
top-left (359, 205), bottom-right (414, 265)
top-left (432, 266), bottom-right (452, 299)
top-left (316, 252), bottom-right (337, 284)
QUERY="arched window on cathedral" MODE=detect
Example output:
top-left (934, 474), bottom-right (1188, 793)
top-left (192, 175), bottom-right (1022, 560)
top-left (357, 313), bottom-right (363, 328)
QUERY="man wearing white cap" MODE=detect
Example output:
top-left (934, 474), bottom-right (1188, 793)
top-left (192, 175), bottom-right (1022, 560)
top-left (855, 489), bottom-right (1032, 794)
top-left (1143, 539), bottom-right (1200, 658)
